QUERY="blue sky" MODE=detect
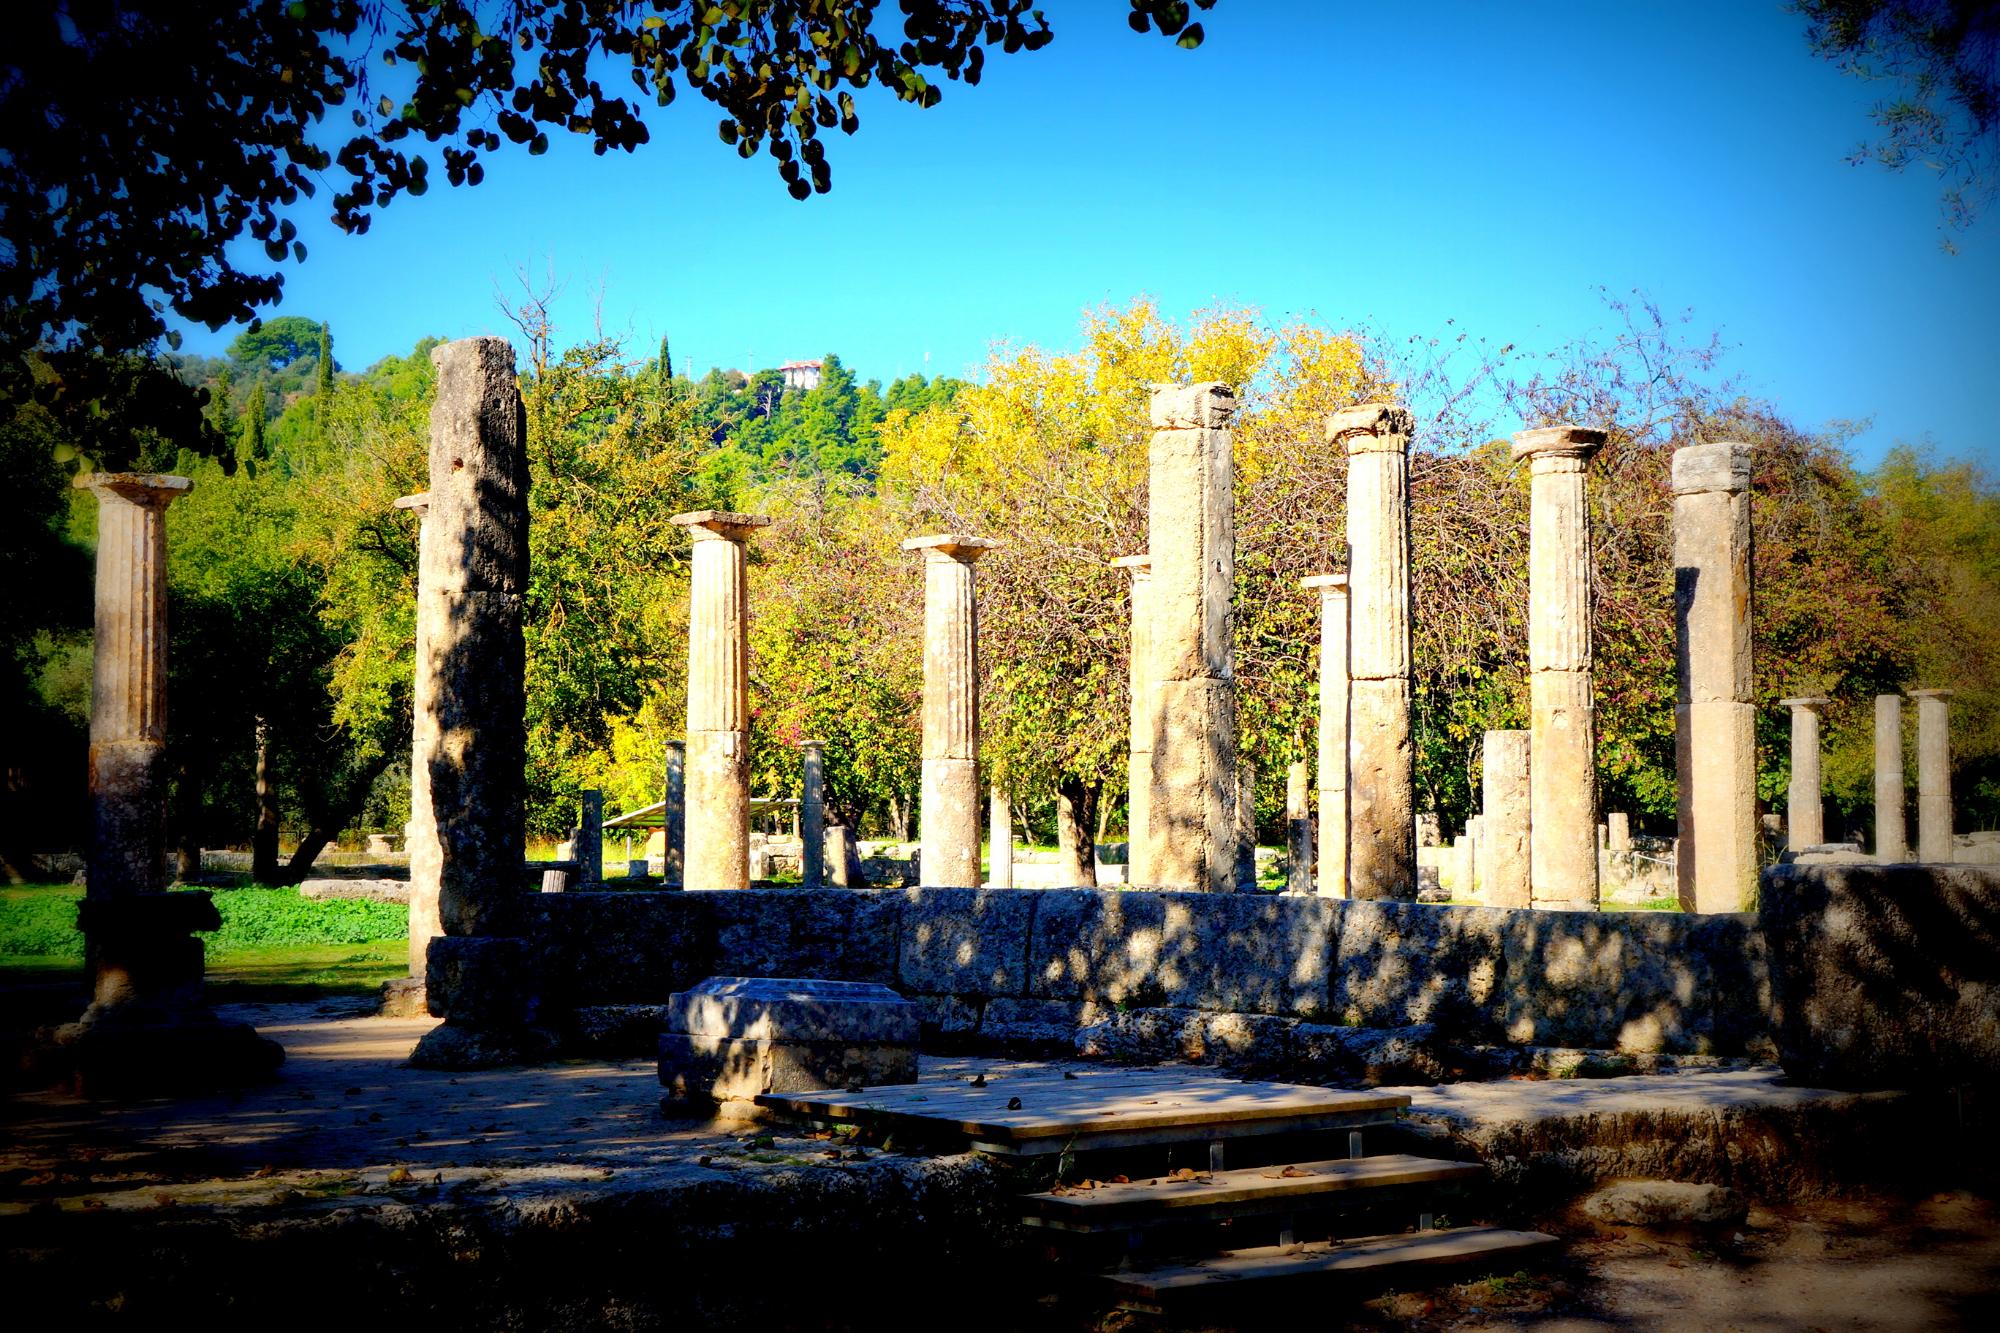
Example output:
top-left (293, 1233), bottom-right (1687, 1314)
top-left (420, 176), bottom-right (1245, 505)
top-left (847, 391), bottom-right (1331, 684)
top-left (172, 1), bottom-right (2000, 470)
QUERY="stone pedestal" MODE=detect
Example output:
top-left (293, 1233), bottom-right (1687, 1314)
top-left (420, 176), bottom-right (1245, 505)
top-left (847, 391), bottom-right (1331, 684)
top-left (1482, 729), bottom-right (1532, 909)
top-left (903, 534), bottom-right (997, 888)
top-left (44, 473), bottom-right (282, 1094)
top-left (1302, 573), bottom-right (1349, 898)
top-left (1147, 384), bottom-right (1239, 893)
top-left (659, 976), bottom-right (919, 1114)
top-left (663, 740), bottom-right (686, 886)
top-left (673, 510), bottom-right (772, 891)
top-left (1874, 695), bottom-right (1908, 862)
top-left (1514, 425), bottom-right (1606, 911)
top-left (1112, 554), bottom-right (1155, 883)
top-left (1672, 442), bottom-right (1757, 913)
top-left (1911, 689), bottom-right (1955, 863)
top-left (801, 742), bottom-right (827, 888)
top-left (1780, 698), bottom-right (1829, 851)
top-left (1285, 759), bottom-right (1313, 894)
top-left (408, 338), bottom-right (541, 1069)
top-left (1336, 406), bottom-right (1416, 901)
top-left (988, 786), bottom-right (1014, 888)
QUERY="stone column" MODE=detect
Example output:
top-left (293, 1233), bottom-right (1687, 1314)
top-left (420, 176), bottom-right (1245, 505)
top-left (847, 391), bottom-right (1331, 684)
top-left (1780, 698), bottom-right (1829, 850)
top-left (663, 740), bottom-right (686, 886)
top-left (1147, 383), bottom-right (1239, 893)
top-left (1112, 553), bottom-right (1155, 883)
top-left (1468, 812), bottom-right (1487, 899)
top-left (577, 789), bottom-right (604, 884)
top-left (800, 741), bottom-right (827, 889)
top-left (1513, 425), bottom-right (1605, 910)
top-left (1482, 729), bottom-right (1532, 910)
top-left (1235, 761), bottom-right (1259, 892)
top-left (1911, 689), bottom-right (1955, 862)
top-left (1286, 759), bottom-right (1313, 894)
top-left (672, 510), bottom-right (772, 890)
top-left (1336, 405), bottom-right (1416, 901)
top-left (902, 534), bottom-right (997, 888)
top-left (1671, 441), bottom-right (1757, 913)
top-left (1874, 694), bottom-right (1908, 862)
top-left (1302, 573), bottom-right (1349, 897)
top-left (1607, 811), bottom-right (1631, 853)
top-left (395, 493), bottom-right (440, 976)
top-left (54, 473), bottom-right (282, 1091)
top-left (988, 785), bottom-right (1014, 888)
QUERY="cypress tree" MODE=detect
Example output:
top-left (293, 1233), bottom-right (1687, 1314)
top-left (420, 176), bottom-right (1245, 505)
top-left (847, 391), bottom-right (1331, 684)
top-left (316, 322), bottom-right (334, 431)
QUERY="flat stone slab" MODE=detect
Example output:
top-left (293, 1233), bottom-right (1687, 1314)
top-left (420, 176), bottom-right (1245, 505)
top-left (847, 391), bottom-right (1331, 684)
top-left (665, 976), bottom-right (919, 1043)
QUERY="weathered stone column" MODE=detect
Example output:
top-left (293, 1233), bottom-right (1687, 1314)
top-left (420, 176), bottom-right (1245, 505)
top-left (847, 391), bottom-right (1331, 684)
top-left (49, 474), bottom-right (284, 1091)
top-left (1235, 762), bottom-right (1259, 892)
top-left (577, 789), bottom-right (604, 884)
top-left (1147, 383), bottom-right (1238, 893)
top-left (1302, 573), bottom-right (1349, 897)
top-left (1911, 688), bottom-right (1955, 862)
top-left (1874, 694), bottom-right (1908, 862)
top-left (1112, 553), bottom-right (1155, 883)
top-left (1780, 698), bottom-right (1829, 850)
top-left (672, 511), bottom-right (772, 890)
top-left (1468, 812), bottom-right (1487, 899)
top-left (1482, 729), bottom-right (1532, 910)
top-left (1607, 811), bottom-right (1631, 853)
top-left (1336, 405), bottom-right (1416, 901)
top-left (1672, 441), bottom-right (1757, 913)
top-left (395, 492), bottom-right (440, 977)
top-left (800, 741), bottom-right (826, 888)
top-left (663, 740), bottom-right (686, 886)
top-left (1286, 759), bottom-right (1313, 894)
top-left (988, 785), bottom-right (1014, 888)
top-left (903, 534), bottom-right (997, 888)
top-left (410, 337), bottom-right (536, 1069)
top-left (1513, 425), bottom-right (1605, 910)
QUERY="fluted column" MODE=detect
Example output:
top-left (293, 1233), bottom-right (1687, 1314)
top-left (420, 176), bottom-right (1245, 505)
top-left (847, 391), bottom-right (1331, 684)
top-left (988, 785), bottom-right (1014, 887)
top-left (1112, 553), bottom-right (1155, 883)
top-left (1671, 441), bottom-right (1757, 913)
top-left (673, 510), bottom-right (771, 890)
top-left (800, 741), bottom-right (827, 888)
top-left (903, 534), bottom-right (997, 888)
top-left (1482, 729), bottom-right (1532, 910)
top-left (1874, 694), bottom-right (1908, 862)
top-left (1780, 697), bottom-right (1829, 850)
top-left (395, 491), bottom-right (439, 975)
top-left (1301, 573), bottom-right (1349, 897)
top-left (663, 740), bottom-right (686, 886)
top-left (1335, 405), bottom-right (1416, 901)
top-left (1513, 424), bottom-right (1606, 911)
top-left (1147, 383), bottom-right (1238, 893)
top-left (1911, 688), bottom-right (1955, 862)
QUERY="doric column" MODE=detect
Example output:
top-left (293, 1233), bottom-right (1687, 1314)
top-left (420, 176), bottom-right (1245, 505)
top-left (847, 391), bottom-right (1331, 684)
top-left (1301, 573), bottom-right (1349, 897)
top-left (1111, 553), bottom-right (1155, 883)
top-left (1513, 424), bottom-right (1606, 911)
top-left (800, 741), bottom-right (827, 888)
top-left (663, 740), bottom-right (686, 886)
top-left (672, 510), bottom-right (771, 890)
top-left (1874, 694), bottom-right (1908, 862)
top-left (1147, 383), bottom-right (1239, 893)
top-left (1911, 688), bottom-right (1955, 862)
top-left (1671, 441), bottom-right (1757, 913)
top-left (1780, 697), bottom-right (1829, 850)
top-left (1335, 405), bottom-right (1416, 901)
top-left (395, 491), bottom-right (439, 975)
top-left (903, 534), bottom-right (997, 888)
top-left (1286, 759), bottom-right (1313, 894)
top-left (988, 785), bottom-right (1014, 887)
top-left (1482, 728), bottom-right (1532, 910)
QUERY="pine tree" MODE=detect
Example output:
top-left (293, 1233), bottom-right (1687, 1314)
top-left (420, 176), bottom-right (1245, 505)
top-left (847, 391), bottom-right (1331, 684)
top-left (316, 322), bottom-right (334, 433)
top-left (208, 364), bottom-right (237, 454)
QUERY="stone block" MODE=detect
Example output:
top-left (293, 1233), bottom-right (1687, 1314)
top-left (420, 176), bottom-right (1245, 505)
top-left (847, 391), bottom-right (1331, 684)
top-left (666, 976), bottom-right (919, 1044)
top-left (896, 887), bottom-right (1034, 997)
top-left (1148, 381), bottom-right (1236, 429)
top-left (1582, 1180), bottom-right (1748, 1228)
top-left (913, 992), bottom-right (985, 1045)
top-left (659, 1033), bottom-right (917, 1104)
top-left (1499, 910), bottom-right (1720, 1053)
top-left (1329, 900), bottom-right (1507, 1037)
top-left (424, 935), bottom-right (537, 1026)
top-left (979, 997), bottom-right (1103, 1052)
top-left (522, 892), bottom-right (712, 1005)
top-left (1763, 862), bottom-right (2000, 1088)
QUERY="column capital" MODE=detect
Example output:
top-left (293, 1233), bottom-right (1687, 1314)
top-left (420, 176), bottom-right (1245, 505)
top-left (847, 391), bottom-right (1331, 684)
top-left (902, 533), bottom-right (998, 562)
top-left (1779, 696), bottom-right (1831, 710)
top-left (1511, 425), bottom-right (1606, 467)
top-left (798, 738), bottom-right (827, 750)
top-left (1908, 687), bottom-right (1956, 700)
top-left (74, 472), bottom-right (193, 509)
top-left (1672, 442), bottom-right (1753, 496)
top-left (1110, 552), bottom-right (1152, 576)
top-left (1301, 572), bottom-right (1349, 595)
top-left (1149, 382), bottom-right (1236, 429)
top-left (393, 491), bottom-right (431, 515)
top-left (671, 509), bottom-right (772, 542)
top-left (1326, 403), bottom-right (1414, 452)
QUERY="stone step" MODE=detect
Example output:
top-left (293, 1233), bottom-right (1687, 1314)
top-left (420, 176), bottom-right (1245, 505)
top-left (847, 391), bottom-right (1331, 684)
top-left (1104, 1226), bottom-right (1559, 1307)
top-left (1023, 1153), bottom-right (1484, 1234)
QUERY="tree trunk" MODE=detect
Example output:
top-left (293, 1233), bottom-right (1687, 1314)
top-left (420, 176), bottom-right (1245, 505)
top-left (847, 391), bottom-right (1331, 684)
top-left (1056, 776), bottom-right (1100, 888)
top-left (251, 718), bottom-right (283, 884)
top-left (279, 750), bottom-right (394, 884)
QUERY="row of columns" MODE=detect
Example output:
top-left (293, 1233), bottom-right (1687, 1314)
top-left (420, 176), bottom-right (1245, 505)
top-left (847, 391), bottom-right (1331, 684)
top-left (1789, 688), bottom-right (1956, 863)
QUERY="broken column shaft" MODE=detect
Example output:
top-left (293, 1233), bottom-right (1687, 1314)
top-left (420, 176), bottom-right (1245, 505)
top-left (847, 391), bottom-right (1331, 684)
top-left (1911, 689), bottom-right (1955, 862)
top-left (1780, 697), bottom-right (1829, 850)
top-left (904, 534), bottom-right (997, 888)
top-left (1874, 694), bottom-right (1907, 862)
top-left (1482, 729), bottom-right (1532, 910)
top-left (800, 741), bottom-right (826, 889)
top-left (1302, 573), bottom-right (1349, 898)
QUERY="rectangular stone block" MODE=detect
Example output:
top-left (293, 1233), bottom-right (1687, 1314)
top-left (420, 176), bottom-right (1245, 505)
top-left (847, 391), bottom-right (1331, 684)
top-left (1328, 899), bottom-right (1507, 1036)
top-left (1347, 676), bottom-right (1415, 900)
top-left (896, 887), bottom-right (1034, 997)
top-left (667, 976), bottom-right (919, 1043)
top-left (523, 892), bottom-right (714, 1006)
top-left (1499, 910), bottom-right (1720, 1053)
top-left (1676, 700), bottom-right (1759, 913)
top-left (1150, 678), bottom-right (1238, 891)
top-left (1146, 427), bottom-right (1233, 683)
top-left (659, 1032), bottom-right (916, 1104)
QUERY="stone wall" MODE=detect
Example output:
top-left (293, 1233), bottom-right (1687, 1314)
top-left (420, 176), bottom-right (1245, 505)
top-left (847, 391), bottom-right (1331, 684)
top-left (516, 888), bottom-right (1773, 1059)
